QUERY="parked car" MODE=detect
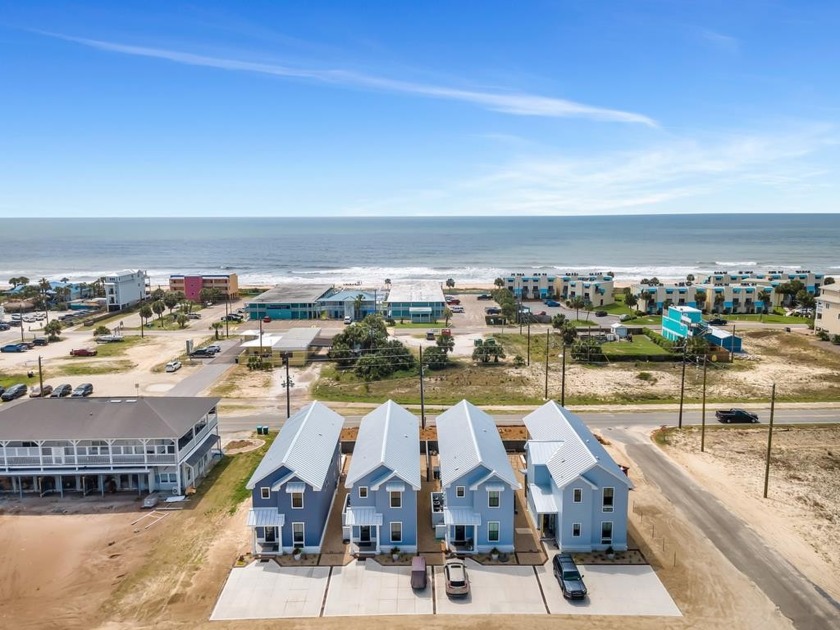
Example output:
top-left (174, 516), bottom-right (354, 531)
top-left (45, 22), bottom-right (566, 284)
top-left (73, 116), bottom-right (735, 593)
top-left (70, 348), bottom-right (98, 357)
top-left (262, 316), bottom-right (271, 323)
top-left (186, 312), bottom-right (201, 319)
top-left (95, 334), bottom-right (124, 343)
top-left (0, 322), bottom-right (10, 331)
top-left (553, 553), bottom-right (588, 600)
top-left (446, 298), bottom-right (461, 305)
top-left (32, 337), bottom-right (49, 346)
top-left (426, 330), bottom-right (436, 340)
top-left (443, 559), bottom-right (470, 598)
top-left (1, 343), bottom-right (28, 353)
top-left (7, 320), bottom-right (21, 327)
top-left (410, 556), bottom-right (427, 590)
top-left (707, 318), bottom-right (728, 326)
top-left (50, 384), bottom-right (73, 398)
top-left (165, 360), bottom-right (182, 373)
top-left (450, 305), bottom-right (465, 313)
top-left (484, 307), bottom-right (501, 315)
top-left (29, 384), bottom-right (54, 398)
top-left (477, 294), bottom-right (493, 300)
top-left (0, 385), bottom-right (4, 397)
top-left (594, 310), bottom-right (609, 317)
top-left (71, 383), bottom-right (94, 397)
top-left (344, 315), bottom-right (353, 324)
top-left (2, 384), bottom-right (28, 401)
top-left (715, 408), bottom-right (759, 423)
top-left (221, 314), bottom-right (243, 322)
top-left (189, 348), bottom-right (215, 358)
top-left (544, 299), bottom-right (561, 307)
top-left (206, 344), bottom-right (222, 354)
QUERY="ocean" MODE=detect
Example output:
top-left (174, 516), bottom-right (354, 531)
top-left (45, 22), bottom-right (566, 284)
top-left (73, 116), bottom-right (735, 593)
top-left (2, 214), bottom-right (837, 287)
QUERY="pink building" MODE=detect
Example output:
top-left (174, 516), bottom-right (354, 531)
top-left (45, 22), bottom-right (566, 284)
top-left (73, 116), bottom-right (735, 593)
top-left (169, 274), bottom-right (239, 302)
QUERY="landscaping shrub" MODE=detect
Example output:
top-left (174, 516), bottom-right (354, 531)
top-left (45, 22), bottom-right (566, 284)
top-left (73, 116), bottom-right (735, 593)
top-left (643, 328), bottom-right (676, 351)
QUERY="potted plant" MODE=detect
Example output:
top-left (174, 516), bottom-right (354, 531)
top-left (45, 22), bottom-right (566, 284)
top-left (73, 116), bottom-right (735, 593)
top-left (391, 546), bottom-right (400, 561)
top-left (606, 545), bottom-right (615, 560)
top-left (490, 547), bottom-right (499, 561)
top-left (293, 545), bottom-right (303, 560)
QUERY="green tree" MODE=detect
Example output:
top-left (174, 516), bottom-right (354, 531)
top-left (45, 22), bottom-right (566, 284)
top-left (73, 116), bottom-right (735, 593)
top-left (472, 338), bottom-right (505, 363)
top-left (354, 354), bottom-right (389, 381)
top-left (176, 313), bottom-right (189, 328)
top-left (713, 293), bottom-right (724, 313)
top-left (151, 287), bottom-right (166, 301)
top-left (93, 325), bottom-right (111, 337)
top-left (569, 296), bottom-right (586, 321)
top-left (494, 277), bottom-right (505, 289)
top-left (327, 341), bottom-right (355, 368)
top-left (210, 321), bottom-right (224, 340)
top-left (796, 290), bottom-right (816, 310)
top-left (686, 274), bottom-right (695, 283)
top-left (139, 304), bottom-right (153, 327)
top-left (9, 276), bottom-right (30, 288)
top-left (758, 288), bottom-right (772, 314)
top-left (445, 278), bottom-right (455, 289)
top-left (571, 337), bottom-right (604, 361)
top-left (43, 320), bottom-right (62, 341)
top-left (152, 300), bottom-right (166, 323)
top-left (38, 277), bottom-right (52, 324)
top-left (824, 277), bottom-right (836, 286)
top-left (694, 290), bottom-right (706, 311)
top-left (423, 346), bottom-right (449, 370)
top-left (443, 307), bottom-right (453, 327)
top-left (560, 322), bottom-right (578, 346)
top-left (353, 293), bottom-right (365, 321)
top-left (551, 313), bottom-right (567, 329)
top-left (624, 293), bottom-right (638, 309)
top-left (163, 291), bottom-right (179, 316)
top-left (436, 334), bottom-right (455, 354)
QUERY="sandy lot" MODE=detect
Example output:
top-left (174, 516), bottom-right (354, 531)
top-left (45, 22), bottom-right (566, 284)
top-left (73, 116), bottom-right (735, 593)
top-left (660, 424), bottom-right (840, 601)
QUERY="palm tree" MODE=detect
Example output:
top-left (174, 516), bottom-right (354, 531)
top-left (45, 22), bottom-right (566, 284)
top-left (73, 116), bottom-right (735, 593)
top-left (152, 300), bottom-right (166, 325)
top-left (139, 304), bottom-right (153, 337)
top-left (443, 307), bottom-right (453, 327)
top-left (210, 321), bottom-right (224, 340)
top-left (713, 293), bottom-right (724, 313)
top-left (569, 296), bottom-right (586, 321)
top-left (446, 278), bottom-right (455, 290)
top-left (38, 277), bottom-right (51, 324)
top-left (176, 313), bottom-right (189, 329)
top-left (353, 293), bottom-right (364, 321)
top-left (759, 288), bottom-right (772, 314)
top-left (494, 277), bottom-right (505, 289)
top-left (686, 274), bottom-right (695, 283)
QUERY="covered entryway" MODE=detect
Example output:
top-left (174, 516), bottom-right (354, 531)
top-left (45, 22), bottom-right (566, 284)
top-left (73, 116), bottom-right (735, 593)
top-left (247, 508), bottom-right (285, 555)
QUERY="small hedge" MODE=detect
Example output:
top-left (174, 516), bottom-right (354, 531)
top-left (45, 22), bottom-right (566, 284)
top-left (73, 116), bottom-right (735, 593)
top-left (643, 328), bottom-right (676, 351)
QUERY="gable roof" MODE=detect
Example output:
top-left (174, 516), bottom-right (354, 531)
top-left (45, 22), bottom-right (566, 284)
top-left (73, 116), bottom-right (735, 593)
top-left (436, 400), bottom-right (519, 489)
top-left (246, 401), bottom-right (344, 490)
top-left (0, 397), bottom-right (219, 441)
top-left (345, 400), bottom-right (420, 490)
top-left (524, 401), bottom-right (632, 489)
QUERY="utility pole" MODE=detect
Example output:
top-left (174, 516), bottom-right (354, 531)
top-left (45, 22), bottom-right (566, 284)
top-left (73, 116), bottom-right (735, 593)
top-left (259, 316), bottom-right (264, 359)
top-left (419, 346), bottom-right (426, 430)
top-left (700, 354), bottom-right (708, 452)
top-left (678, 342), bottom-right (687, 429)
top-left (544, 329), bottom-right (550, 400)
top-left (284, 353), bottom-right (292, 419)
top-left (38, 355), bottom-right (44, 393)
top-left (561, 343), bottom-right (567, 406)
top-left (224, 295), bottom-right (230, 339)
top-left (527, 320), bottom-right (531, 366)
top-left (763, 383), bottom-right (776, 498)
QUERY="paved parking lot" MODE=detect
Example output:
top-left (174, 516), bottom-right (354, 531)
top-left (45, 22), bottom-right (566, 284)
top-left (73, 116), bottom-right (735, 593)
top-left (434, 559), bottom-right (547, 615)
top-left (210, 561), bottom-right (329, 620)
top-left (324, 559), bottom-right (433, 616)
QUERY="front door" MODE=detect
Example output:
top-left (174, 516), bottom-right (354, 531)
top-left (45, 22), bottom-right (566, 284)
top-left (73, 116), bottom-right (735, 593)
top-left (264, 526), bottom-right (277, 543)
top-left (359, 526), bottom-right (371, 543)
top-left (454, 525), bottom-right (466, 542)
top-left (541, 514), bottom-right (556, 538)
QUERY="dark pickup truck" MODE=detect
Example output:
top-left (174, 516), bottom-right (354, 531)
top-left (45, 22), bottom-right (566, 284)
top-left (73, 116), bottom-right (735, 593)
top-left (715, 408), bottom-right (759, 423)
top-left (553, 553), bottom-right (587, 600)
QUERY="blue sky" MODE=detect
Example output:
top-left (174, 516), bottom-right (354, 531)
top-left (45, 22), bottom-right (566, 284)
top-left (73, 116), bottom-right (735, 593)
top-left (1, 0), bottom-right (838, 217)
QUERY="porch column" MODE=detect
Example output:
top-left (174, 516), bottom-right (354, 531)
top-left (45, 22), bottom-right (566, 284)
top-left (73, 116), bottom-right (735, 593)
top-left (100, 474), bottom-right (104, 496)
top-left (2, 441), bottom-right (8, 471)
top-left (107, 439), bottom-right (114, 468)
top-left (37, 441), bottom-right (44, 471)
top-left (174, 440), bottom-right (182, 494)
top-left (72, 440), bottom-right (79, 470)
top-left (58, 476), bottom-right (63, 498)
top-left (375, 524), bottom-right (381, 554)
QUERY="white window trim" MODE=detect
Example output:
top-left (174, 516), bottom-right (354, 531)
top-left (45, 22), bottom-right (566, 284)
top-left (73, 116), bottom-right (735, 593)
top-left (488, 521), bottom-right (500, 543)
top-left (572, 523), bottom-right (581, 537)
top-left (390, 521), bottom-right (402, 543)
top-left (600, 521), bottom-right (613, 545)
top-left (292, 492), bottom-right (304, 510)
top-left (455, 485), bottom-right (465, 498)
top-left (602, 487), bottom-right (615, 513)
top-left (573, 488), bottom-right (582, 503)
top-left (260, 487), bottom-right (270, 500)
top-left (359, 486), bottom-right (368, 499)
top-left (390, 490), bottom-right (402, 509)
top-left (292, 522), bottom-right (305, 545)
top-left (488, 490), bottom-right (500, 508)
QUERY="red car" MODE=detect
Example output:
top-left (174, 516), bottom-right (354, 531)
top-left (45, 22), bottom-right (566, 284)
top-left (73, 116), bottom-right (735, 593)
top-left (446, 299), bottom-right (461, 305)
top-left (263, 316), bottom-right (271, 323)
top-left (70, 348), bottom-right (98, 357)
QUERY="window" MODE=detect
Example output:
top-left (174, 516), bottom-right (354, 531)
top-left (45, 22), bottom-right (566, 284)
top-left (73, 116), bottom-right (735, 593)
top-left (488, 521), bottom-right (500, 543)
top-left (260, 487), bottom-right (270, 500)
top-left (358, 486), bottom-right (368, 499)
top-left (573, 488), bottom-right (582, 503)
top-left (455, 486), bottom-right (465, 498)
top-left (293, 522), bottom-right (305, 545)
top-left (572, 523), bottom-right (581, 537)
top-left (602, 487), bottom-right (614, 512)
top-left (291, 492), bottom-right (304, 509)
top-left (488, 490), bottom-right (500, 508)
top-left (601, 521), bottom-right (613, 545)
top-left (390, 522), bottom-right (402, 543)
top-left (390, 491), bottom-right (402, 509)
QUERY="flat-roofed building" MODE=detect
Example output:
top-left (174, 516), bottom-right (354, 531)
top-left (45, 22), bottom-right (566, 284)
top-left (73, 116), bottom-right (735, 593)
top-left (238, 327), bottom-right (322, 366)
top-left (504, 272), bottom-right (558, 300)
top-left (386, 281), bottom-right (446, 323)
top-left (632, 283), bottom-right (700, 314)
top-left (697, 282), bottom-right (777, 314)
top-left (103, 270), bottom-right (150, 312)
top-left (169, 273), bottom-right (239, 301)
top-left (317, 289), bottom-right (380, 321)
top-left (0, 397), bottom-right (221, 497)
top-left (245, 285), bottom-right (333, 321)
top-left (816, 284), bottom-right (840, 336)
top-left (556, 273), bottom-right (615, 307)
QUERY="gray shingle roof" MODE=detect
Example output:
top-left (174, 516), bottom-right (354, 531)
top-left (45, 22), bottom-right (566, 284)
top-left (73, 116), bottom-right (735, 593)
top-left (0, 397), bottom-right (220, 441)
top-left (345, 400), bottom-right (420, 490)
top-left (246, 401), bottom-right (344, 490)
top-left (524, 401), bottom-right (632, 489)
top-left (436, 400), bottom-right (519, 489)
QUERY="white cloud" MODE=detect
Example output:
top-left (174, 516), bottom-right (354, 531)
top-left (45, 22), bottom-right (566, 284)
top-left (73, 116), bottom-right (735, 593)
top-left (42, 32), bottom-right (657, 126)
top-left (699, 29), bottom-right (740, 53)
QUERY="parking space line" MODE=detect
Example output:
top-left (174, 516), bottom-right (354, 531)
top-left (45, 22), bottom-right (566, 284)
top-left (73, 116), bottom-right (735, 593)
top-left (533, 565), bottom-right (550, 614)
top-left (319, 566), bottom-right (333, 617)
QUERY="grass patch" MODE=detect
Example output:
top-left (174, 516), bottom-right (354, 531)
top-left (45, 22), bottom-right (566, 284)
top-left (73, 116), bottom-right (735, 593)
top-left (209, 365), bottom-right (271, 397)
top-left (52, 360), bottom-right (135, 376)
top-left (602, 336), bottom-right (672, 356)
top-left (569, 319), bottom-right (598, 327)
top-left (724, 313), bottom-right (807, 324)
top-left (652, 426), bottom-right (680, 446)
top-left (88, 335), bottom-right (147, 357)
top-left (0, 372), bottom-right (33, 389)
top-left (391, 322), bottom-right (448, 329)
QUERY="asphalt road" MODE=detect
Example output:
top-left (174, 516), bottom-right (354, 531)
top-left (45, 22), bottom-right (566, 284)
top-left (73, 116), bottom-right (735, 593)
top-left (615, 428), bottom-right (840, 630)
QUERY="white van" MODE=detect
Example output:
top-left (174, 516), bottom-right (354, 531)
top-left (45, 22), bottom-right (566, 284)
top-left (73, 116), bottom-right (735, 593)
top-left (344, 315), bottom-right (353, 325)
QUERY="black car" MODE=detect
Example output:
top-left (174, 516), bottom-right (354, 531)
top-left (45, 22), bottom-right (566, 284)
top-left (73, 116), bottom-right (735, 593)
top-left (33, 337), bottom-right (49, 346)
top-left (553, 553), bottom-right (588, 600)
top-left (50, 384), bottom-right (73, 398)
top-left (716, 408), bottom-right (759, 423)
top-left (1, 383), bottom-right (28, 402)
top-left (0, 322), bottom-right (10, 331)
top-left (477, 294), bottom-right (493, 300)
top-left (189, 348), bottom-right (216, 358)
top-left (594, 310), bottom-right (609, 317)
top-left (71, 383), bottom-right (94, 397)
top-left (707, 318), bottom-right (728, 326)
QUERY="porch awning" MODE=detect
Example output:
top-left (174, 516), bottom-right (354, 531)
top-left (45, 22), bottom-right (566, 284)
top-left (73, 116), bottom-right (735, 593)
top-left (385, 481), bottom-right (405, 492)
top-left (443, 507), bottom-right (481, 526)
top-left (485, 484), bottom-right (506, 492)
top-left (528, 483), bottom-right (558, 513)
top-left (285, 482), bottom-right (306, 494)
top-left (247, 508), bottom-right (285, 528)
top-left (344, 506), bottom-right (383, 527)
top-left (184, 433), bottom-right (220, 468)
top-left (409, 307), bottom-right (432, 313)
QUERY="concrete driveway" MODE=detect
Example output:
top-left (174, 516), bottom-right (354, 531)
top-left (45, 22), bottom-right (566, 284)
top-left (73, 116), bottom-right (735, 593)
top-left (324, 559), bottom-right (433, 616)
top-left (210, 560), bottom-right (329, 620)
top-left (434, 559), bottom-right (547, 615)
top-left (536, 562), bottom-right (681, 616)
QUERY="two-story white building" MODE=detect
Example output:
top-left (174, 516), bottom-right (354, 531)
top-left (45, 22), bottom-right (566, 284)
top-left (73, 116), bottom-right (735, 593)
top-left (103, 269), bottom-right (150, 312)
top-left (0, 397), bottom-right (222, 497)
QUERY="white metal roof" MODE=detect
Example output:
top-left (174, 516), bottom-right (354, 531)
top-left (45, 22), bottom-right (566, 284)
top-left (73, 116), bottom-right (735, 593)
top-left (523, 401), bottom-right (632, 490)
top-left (247, 508), bottom-right (286, 528)
top-left (345, 400), bottom-right (421, 490)
top-left (443, 507), bottom-right (482, 526)
top-left (344, 506), bottom-right (384, 527)
top-left (246, 401), bottom-right (344, 490)
top-left (436, 400), bottom-right (520, 490)
top-left (240, 328), bottom-right (321, 352)
top-left (386, 280), bottom-right (445, 304)
top-left (528, 483), bottom-right (559, 514)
